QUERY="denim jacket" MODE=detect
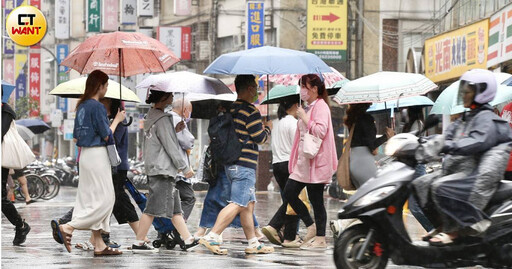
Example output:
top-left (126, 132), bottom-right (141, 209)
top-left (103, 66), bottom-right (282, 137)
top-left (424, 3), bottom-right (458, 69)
top-left (73, 99), bottom-right (111, 147)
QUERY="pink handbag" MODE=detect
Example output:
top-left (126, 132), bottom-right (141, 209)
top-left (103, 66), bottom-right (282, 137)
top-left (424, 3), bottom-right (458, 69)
top-left (303, 103), bottom-right (322, 159)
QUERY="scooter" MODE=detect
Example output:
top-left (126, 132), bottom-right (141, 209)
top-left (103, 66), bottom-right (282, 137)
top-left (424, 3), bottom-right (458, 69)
top-left (333, 116), bottom-right (512, 269)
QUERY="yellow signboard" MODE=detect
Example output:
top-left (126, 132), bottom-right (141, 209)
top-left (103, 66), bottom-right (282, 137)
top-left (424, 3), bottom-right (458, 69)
top-left (306, 0), bottom-right (347, 61)
top-left (424, 19), bottom-right (488, 83)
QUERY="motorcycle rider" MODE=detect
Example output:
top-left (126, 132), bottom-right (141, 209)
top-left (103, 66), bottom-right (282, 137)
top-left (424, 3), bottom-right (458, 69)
top-left (413, 69), bottom-right (512, 246)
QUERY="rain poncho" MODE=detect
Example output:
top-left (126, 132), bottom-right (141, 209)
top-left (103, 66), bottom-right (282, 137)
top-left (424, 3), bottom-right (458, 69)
top-left (413, 105), bottom-right (512, 234)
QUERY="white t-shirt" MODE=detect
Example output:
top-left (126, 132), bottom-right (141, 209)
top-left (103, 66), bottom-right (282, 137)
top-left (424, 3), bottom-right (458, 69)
top-left (271, 115), bottom-right (298, 163)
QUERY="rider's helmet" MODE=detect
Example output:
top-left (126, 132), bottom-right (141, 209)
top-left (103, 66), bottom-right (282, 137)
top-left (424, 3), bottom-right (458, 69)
top-left (457, 69), bottom-right (497, 105)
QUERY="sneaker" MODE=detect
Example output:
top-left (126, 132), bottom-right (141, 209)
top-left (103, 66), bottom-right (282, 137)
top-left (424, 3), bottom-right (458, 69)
top-left (25, 200), bottom-right (36, 205)
top-left (261, 226), bottom-right (282, 245)
top-left (13, 221), bottom-right (30, 246)
top-left (245, 243), bottom-right (274, 254)
top-left (131, 242), bottom-right (156, 252)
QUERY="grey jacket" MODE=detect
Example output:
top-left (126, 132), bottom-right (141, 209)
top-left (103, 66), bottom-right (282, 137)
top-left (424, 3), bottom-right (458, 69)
top-left (143, 108), bottom-right (190, 178)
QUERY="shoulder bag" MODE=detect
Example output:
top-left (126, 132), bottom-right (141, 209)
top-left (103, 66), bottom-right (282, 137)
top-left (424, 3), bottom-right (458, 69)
top-left (2, 121), bottom-right (35, 169)
top-left (337, 124), bottom-right (356, 191)
top-left (106, 133), bottom-right (121, 167)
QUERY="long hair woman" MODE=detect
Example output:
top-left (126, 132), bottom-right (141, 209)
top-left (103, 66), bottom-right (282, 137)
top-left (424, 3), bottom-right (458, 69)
top-left (283, 74), bottom-right (337, 249)
top-left (59, 70), bottom-right (123, 256)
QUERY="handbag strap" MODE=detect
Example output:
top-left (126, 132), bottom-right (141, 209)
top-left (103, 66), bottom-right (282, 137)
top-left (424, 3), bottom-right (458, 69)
top-left (306, 100), bottom-right (319, 133)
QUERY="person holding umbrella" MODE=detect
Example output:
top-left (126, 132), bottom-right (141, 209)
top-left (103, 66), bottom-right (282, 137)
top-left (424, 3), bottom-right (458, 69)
top-left (133, 90), bottom-right (198, 251)
top-left (57, 70), bottom-right (123, 256)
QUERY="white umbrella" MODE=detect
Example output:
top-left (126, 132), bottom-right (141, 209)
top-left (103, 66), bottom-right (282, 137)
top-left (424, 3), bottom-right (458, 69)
top-left (136, 71), bottom-right (233, 95)
top-left (16, 125), bottom-right (35, 141)
top-left (333, 72), bottom-right (437, 105)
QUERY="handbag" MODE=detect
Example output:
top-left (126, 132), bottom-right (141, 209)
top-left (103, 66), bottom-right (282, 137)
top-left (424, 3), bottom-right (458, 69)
top-left (202, 146), bottom-right (218, 186)
top-left (286, 188), bottom-right (312, 215)
top-left (303, 103), bottom-right (322, 159)
top-left (1, 121), bottom-right (35, 169)
top-left (106, 134), bottom-right (121, 167)
top-left (337, 124), bottom-right (356, 191)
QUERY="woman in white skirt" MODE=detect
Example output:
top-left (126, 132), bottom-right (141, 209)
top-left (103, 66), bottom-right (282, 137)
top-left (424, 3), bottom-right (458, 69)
top-left (58, 70), bottom-right (125, 256)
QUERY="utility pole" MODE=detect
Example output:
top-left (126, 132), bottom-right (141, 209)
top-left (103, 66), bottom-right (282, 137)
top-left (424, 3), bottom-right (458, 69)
top-left (356, 0), bottom-right (363, 78)
top-left (270, 0), bottom-right (275, 46)
top-left (209, 0), bottom-right (218, 63)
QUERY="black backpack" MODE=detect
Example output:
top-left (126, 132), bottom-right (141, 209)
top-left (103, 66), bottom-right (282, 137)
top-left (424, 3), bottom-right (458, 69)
top-left (208, 110), bottom-right (243, 165)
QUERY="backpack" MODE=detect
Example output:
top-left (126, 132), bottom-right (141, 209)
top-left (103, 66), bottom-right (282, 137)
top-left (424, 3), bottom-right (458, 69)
top-left (208, 110), bottom-right (243, 165)
top-left (202, 145), bottom-right (218, 186)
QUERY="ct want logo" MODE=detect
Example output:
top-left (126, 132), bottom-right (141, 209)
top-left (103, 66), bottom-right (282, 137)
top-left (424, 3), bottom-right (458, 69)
top-left (6, 5), bottom-right (47, 46)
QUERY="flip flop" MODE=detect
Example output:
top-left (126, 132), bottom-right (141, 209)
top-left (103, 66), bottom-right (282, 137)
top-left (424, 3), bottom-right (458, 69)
top-left (75, 241), bottom-right (94, 251)
top-left (51, 220), bottom-right (63, 244)
top-left (199, 238), bottom-right (228, 255)
top-left (59, 225), bottom-right (73, 253)
top-left (429, 232), bottom-right (455, 247)
top-left (94, 247), bottom-right (123, 256)
top-left (422, 229), bottom-right (440, 242)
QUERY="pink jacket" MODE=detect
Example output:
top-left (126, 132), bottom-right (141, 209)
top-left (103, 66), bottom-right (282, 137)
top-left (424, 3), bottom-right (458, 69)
top-left (288, 99), bottom-right (338, 184)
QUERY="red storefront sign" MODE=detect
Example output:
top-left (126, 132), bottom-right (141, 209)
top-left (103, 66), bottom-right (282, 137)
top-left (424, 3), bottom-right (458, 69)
top-left (29, 53), bottom-right (41, 116)
top-left (181, 26), bottom-right (191, 60)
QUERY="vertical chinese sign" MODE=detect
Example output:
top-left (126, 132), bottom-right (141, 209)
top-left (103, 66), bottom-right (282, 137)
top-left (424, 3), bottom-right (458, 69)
top-left (87, 0), bottom-right (101, 32)
top-left (424, 19), bottom-right (488, 83)
top-left (181, 27), bottom-right (191, 60)
top-left (138, 0), bottom-right (154, 17)
top-left (246, 1), bottom-right (264, 49)
top-left (306, 0), bottom-right (347, 62)
top-left (4, 0), bottom-right (15, 55)
top-left (158, 26), bottom-right (185, 59)
top-left (487, 4), bottom-right (512, 68)
top-left (29, 53), bottom-right (41, 116)
top-left (15, 53), bottom-right (28, 99)
top-left (121, 0), bottom-right (137, 24)
top-left (56, 44), bottom-right (69, 112)
top-left (55, 0), bottom-right (70, 39)
top-left (102, 0), bottom-right (119, 32)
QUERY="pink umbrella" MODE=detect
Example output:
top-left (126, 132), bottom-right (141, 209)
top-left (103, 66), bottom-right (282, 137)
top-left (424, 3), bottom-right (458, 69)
top-left (258, 67), bottom-right (346, 87)
top-left (61, 31), bottom-right (180, 77)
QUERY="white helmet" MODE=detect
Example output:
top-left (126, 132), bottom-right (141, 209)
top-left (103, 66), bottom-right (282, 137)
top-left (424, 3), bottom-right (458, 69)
top-left (457, 69), bottom-right (497, 105)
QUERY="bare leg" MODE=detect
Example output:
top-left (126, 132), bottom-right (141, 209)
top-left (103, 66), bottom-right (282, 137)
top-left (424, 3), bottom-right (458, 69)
top-left (240, 202), bottom-right (256, 240)
top-left (91, 230), bottom-right (108, 250)
top-left (136, 214), bottom-right (154, 241)
top-left (194, 227), bottom-right (207, 238)
top-left (210, 203), bottom-right (243, 235)
top-left (171, 214), bottom-right (191, 240)
top-left (18, 176), bottom-right (31, 202)
top-left (128, 221), bottom-right (149, 242)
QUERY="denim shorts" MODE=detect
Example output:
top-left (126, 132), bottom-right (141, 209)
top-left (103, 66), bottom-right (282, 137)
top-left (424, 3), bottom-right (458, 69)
top-left (224, 164), bottom-right (256, 207)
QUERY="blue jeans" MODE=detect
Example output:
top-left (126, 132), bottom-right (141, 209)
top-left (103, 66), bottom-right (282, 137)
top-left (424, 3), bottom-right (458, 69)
top-left (224, 164), bottom-right (256, 207)
top-left (199, 169), bottom-right (259, 228)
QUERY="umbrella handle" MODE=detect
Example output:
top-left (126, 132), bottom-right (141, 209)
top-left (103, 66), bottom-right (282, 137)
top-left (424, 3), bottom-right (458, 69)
top-left (121, 116), bottom-right (133, 126)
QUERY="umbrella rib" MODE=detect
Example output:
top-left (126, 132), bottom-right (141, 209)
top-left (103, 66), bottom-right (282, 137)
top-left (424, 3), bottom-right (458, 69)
top-left (150, 49), bottom-right (170, 74)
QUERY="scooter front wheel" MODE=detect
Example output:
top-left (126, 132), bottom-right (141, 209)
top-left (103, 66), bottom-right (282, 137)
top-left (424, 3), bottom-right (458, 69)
top-left (334, 224), bottom-right (388, 269)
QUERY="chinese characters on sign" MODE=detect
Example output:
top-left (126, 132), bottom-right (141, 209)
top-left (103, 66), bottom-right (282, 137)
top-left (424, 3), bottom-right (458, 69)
top-left (424, 20), bottom-right (488, 83)
top-left (181, 27), bottom-right (191, 60)
top-left (102, 0), bottom-right (119, 31)
top-left (55, 0), bottom-right (70, 39)
top-left (121, 0), bottom-right (137, 24)
top-left (157, 26), bottom-right (191, 60)
top-left (56, 44), bottom-right (69, 112)
top-left (306, 0), bottom-right (347, 61)
top-left (246, 1), bottom-right (264, 49)
top-left (15, 53), bottom-right (27, 100)
top-left (4, 0), bottom-right (16, 55)
top-left (87, 0), bottom-right (101, 32)
top-left (138, 0), bottom-right (154, 17)
top-left (29, 53), bottom-right (41, 116)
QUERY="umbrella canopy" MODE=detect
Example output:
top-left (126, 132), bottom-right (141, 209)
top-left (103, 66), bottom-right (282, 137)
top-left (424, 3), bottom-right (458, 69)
top-left (61, 31), bottom-right (180, 77)
top-left (136, 71), bottom-right (233, 95)
top-left (333, 72), bottom-right (437, 104)
top-left (367, 96), bottom-right (434, 112)
top-left (16, 125), bottom-right (35, 141)
top-left (49, 77), bottom-right (141, 102)
top-left (430, 72), bottom-right (512, 115)
top-left (258, 66), bottom-right (346, 87)
top-left (203, 46), bottom-right (332, 75)
top-left (261, 85), bottom-right (299, 105)
top-left (2, 80), bottom-right (15, 103)
top-left (189, 93), bottom-right (237, 119)
top-left (16, 119), bottom-right (50, 134)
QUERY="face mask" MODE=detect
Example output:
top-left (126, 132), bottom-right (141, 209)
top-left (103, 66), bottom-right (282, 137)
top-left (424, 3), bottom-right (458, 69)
top-left (185, 116), bottom-right (191, 123)
top-left (300, 87), bottom-right (310, 101)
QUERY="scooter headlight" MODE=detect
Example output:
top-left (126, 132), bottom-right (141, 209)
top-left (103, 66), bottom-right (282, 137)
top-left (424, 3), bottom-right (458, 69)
top-left (353, 186), bottom-right (396, 207)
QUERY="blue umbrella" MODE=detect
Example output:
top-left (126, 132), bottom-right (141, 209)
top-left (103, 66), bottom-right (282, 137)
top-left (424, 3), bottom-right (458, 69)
top-left (2, 80), bottom-right (15, 103)
top-left (367, 96), bottom-right (434, 112)
top-left (16, 119), bottom-right (50, 134)
top-left (203, 46), bottom-right (331, 75)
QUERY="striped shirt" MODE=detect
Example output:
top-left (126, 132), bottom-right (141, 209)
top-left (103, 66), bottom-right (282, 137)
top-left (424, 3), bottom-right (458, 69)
top-left (230, 99), bottom-right (271, 169)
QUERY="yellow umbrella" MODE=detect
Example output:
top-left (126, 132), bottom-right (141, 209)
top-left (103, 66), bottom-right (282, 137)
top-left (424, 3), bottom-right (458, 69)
top-left (49, 77), bottom-right (140, 102)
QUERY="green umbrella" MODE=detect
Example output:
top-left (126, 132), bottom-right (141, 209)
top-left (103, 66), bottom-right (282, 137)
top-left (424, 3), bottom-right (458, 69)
top-left (430, 72), bottom-right (512, 115)
top-left (261, 85), bottom-right (299, 104)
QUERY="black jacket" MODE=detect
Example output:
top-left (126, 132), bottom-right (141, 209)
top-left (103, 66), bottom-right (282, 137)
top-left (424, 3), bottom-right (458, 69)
top-left (350, 114), bottom-right (388, 151)
top-left (2, 103), bottom-right (16, 142)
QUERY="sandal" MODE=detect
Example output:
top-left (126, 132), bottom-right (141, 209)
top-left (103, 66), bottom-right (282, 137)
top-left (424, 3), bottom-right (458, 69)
top-left (281, 238), bottom-right (303, 248)
top-left (422, 229), bottom-right (440, 242)
top-left (261, 226), bottom-right (281, 245)
top-left (245, 243), bottom-right (274, 254)
top-left (199, 238), bottom-right (228, 255)
top-left (429, 232), bottom-right (455, 247)
top-left (94, 246), bottom-right (123, 256)
top-left (59, 225), bottom-right (72, 253)
top-left (50, 220), bottom-right (63, 244)
top-left (75, 241), bottom-right (94, 251)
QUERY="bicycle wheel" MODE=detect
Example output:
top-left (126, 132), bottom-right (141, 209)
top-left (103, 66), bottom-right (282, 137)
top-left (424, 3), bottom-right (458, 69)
top-left (13, 180), bottom-right (25, 202)
top-left (40, 173), bottom-right (60, 200)
top-left (25, 174), bottom-right (45, 199)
